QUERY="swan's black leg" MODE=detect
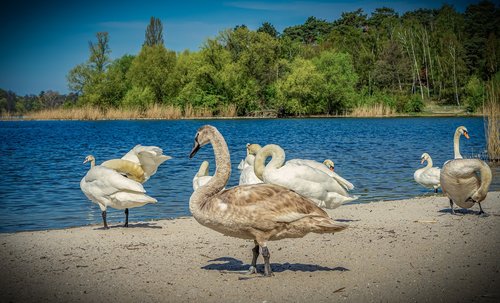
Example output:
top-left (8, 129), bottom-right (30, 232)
top-left (262, 246), bottom-right (273, 277)
top-left (449, 199), bottom-right (456, 215)
top-left (124, 208), bottom-right (129, 227)
top-left (434, 188), bottom-right (438, 193)
top-left (478, 203), bottom-right (486, 215)
top-left (101, 211), bottom-right (109, 229)
top-left (246, 241), bottom-right (259, 274)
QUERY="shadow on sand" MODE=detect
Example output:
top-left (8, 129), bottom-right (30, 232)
top-left (93, 222), bottom-right (163, 230)
top-left (202, 257), bottom-right (349, 274)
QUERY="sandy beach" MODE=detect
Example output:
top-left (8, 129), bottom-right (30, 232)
top-left (1, 192), bottom-right (499, 302)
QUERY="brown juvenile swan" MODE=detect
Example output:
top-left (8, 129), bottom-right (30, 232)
top-left (440, 126), bottom-right (492, 214)
top-left (189, 125), bottom-right (347, 277)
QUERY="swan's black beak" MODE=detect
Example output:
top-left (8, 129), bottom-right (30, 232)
top-left (189, 141), bottom-right (201, 158)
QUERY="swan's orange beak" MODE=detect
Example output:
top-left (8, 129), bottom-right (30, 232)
top-left (464, 131), bottom-right (470, 139)
top-left (420, 158), bottom-right (425, 164)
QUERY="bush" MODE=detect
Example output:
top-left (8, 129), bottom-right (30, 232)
top-left (122, 86), bottom-right (155, 111)
top-left (403, 94), bottom-right (424, 113)
top-left (464, 75), bottom-right (485, 112)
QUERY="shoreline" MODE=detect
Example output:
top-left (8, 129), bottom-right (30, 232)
top-left (0, 112), bottom-right (485, 122)
top-left (1, 192), bottom-right (499, 302)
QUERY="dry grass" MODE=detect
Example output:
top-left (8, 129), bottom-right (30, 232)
top-left (144, 104), bottom-right (182, 119)
top-left (183, 104), bottom-right (213, 118)
top-left (484, 80), bottom-right (500, 162)
top-left (219, 104), bottom-right (238, 117)
top-left (349, 104), bottom-right (397, 117)
top-left (26, 106), bottom-right (103, 120)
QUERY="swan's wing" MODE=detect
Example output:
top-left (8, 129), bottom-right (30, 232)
top-left (216, 184), bottom-right (331, 229)
top-left (83, 166), bottom-right (146, 195)
top-left (286, 159), bottom-right (354, 190)
top-left (122, 145), bottom-right (171, 179)
top-left (421, 167), bottom-right (441, 184)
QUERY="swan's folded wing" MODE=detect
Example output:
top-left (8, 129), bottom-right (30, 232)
top-left (421, 167), bottom-right (441, 184)
top-left (286, 159), bottom-right (354, 190)
top-left (85, 166), bottom-right (146, 195)
top-left (216, 184), bottom-right (329, 230)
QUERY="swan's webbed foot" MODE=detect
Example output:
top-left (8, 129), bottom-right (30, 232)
top-left (101, 211), bottom-right (110, 229)
top-left (261, 246), bottom-right (273, 277)
top-left (124, 208), bottom-right (129, 227)
top-left (246, 266), bottom-right (258, 275)
top-left (478, 203), bottom-right (488, 216)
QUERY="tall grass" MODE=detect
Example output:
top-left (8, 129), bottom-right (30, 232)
top-left (484, 79), bottom-right (500, 162)
top-left (349, 103), bottom-right (396, 117)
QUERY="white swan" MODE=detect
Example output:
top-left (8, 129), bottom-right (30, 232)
top-left (286, 158), bottom-right (354, 191)
top-left (193, 161), bottom-right (213, 191)
top-left (440, 126), bottom-right (492, 214)
top-left (239, 143), bottom-right (264, 185)
top-left (254, 144), bottom-right (357, 209)
top-left (80, 155), bottom-right (157, 229)
top-left (102, 144), bottom-right (171, 182)
top-left (414, 153), bottom-right (441, 193)
top-left (189, 125), bottom-right (347, 276)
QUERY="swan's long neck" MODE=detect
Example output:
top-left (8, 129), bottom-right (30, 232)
top-left (90, 158), bottom-right (96, 168)
top-left (454, 130), bottom-right (463, 159)
top-left (189, 128), bottom-right (230, 217)
top-left (425, 157), bottom-right (433, 168)
top-left (254, 144), bottom-right (286, 180)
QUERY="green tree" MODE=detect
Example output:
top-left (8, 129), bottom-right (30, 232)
top-left (313, 51), bottom-right (358, 113)
top-left (144, 16), bottom-right (164, 47)
top-left (127, 45), bottom-right (177, 103)
top-left (257, 22), bottom-right (279, 38)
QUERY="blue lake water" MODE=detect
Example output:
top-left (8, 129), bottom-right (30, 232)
top-left (0, 117), bottom-right (498, 232)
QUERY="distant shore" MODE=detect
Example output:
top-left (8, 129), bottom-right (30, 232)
top-left (1, 192), bottom-right (499, 302)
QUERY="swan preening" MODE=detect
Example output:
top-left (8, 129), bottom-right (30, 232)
top-left (80, 155), bottom-right (157, 229)
top-left (189, 125), bottom-right (347, 276)
top-left (102, 145), bottom-right (171, 183)
top-left (440, 126), bottom-right (492, 214)
top-left (414, 153), bottom-right (441, 193)
top-left (81, 145), bottom-right (170, 228)
top-left (253, 144), bottom-right (357, 209)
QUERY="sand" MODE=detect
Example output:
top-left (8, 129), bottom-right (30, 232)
top-left (1, 192), bottom-right (499, 303)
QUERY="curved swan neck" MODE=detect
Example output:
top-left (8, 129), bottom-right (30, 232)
top-left (425, 156), bottom-right (433, 168)
top-left (197, 161), bottom-right (210, 177)
top-left (190, 128), bottom-right (230, 215)
top-left (454, 129), bottom-right (463, 159)
top-left (90, 158), bottom-right (96, 168)
top-left (254, 144), bottom-right (286, 180)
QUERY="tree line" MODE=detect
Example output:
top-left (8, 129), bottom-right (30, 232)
top-left (2, 0), bottom-right (499, 117)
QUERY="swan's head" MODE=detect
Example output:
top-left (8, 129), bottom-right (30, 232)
top-left (247, 143), bottom-right (262, 155)
top-left (323, 159), bottom-right (335, 172)
top-left (420, 153), bottom-right (430, 164)
top-left (83, 155), bottom-right (95, 164)
top-left (456, 126), bottom-right (470, 139)
top-left (190, 125), bottom-right (216, 158)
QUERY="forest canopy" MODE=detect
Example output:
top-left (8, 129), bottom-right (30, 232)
top-left (2, 1), bottom-right (499, 117)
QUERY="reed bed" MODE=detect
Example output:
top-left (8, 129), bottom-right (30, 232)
top-left (349, 103), bottom-right (396, 117)
top-left (144, 104), bottom-right (182, 119)
top-left (484, 80), bottom-right (500, 162)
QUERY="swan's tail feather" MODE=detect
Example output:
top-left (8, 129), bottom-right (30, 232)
top-left (314, 218), bottom-right (348, 233)
top-left (323, 194), bottom-right (358, 209)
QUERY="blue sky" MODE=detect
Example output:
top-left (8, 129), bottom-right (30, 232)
top-left (0, 0), bottom-right (479, 95)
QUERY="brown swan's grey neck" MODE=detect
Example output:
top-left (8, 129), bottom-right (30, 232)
top-left (254, 144), bottom-right (286, 180)
top-left (454, 131), bottom-right (463, 159)
top-left (190, 128), bottom-right (230, 215)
